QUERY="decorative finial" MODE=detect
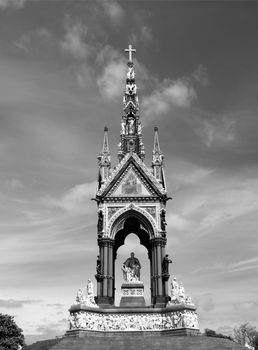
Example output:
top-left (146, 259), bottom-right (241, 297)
top-left (125, 44), bottom-right (136, 63)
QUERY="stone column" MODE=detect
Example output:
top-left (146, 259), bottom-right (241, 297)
top-left (108, 241), bottom-right (114, 298)
top-left (96, 238), bottom-right (114, 307)
top-left (100, 245), bottom-right (104, 296)
top-left (151, 237), bottom-right (168, 307)
top-left (103, 242), bottom-right (108, 297)
top-left (156, 242), bottom-right (162, 296)
top-left (150, 248), bottom-right (155, 304)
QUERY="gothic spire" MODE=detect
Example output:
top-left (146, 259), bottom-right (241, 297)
top-left (152, 126), bottom-right (165, 184)
top-left (117, 44), bottom-right (145, 161)
top-left (102, 126), bottom-right (110, 156)
top-left (98, 126), bottom-right (111, 187)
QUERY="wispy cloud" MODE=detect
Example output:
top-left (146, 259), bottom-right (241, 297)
top-left (3, 178), bottom-right (24, 191)
top-left (42, 182), bottom-right (96, 215)
top-left (60, 17), bottom-right (92, 60)
top-left (198, 178), bottom-right (258, 235)
top-left (196, 116), bottom-right (236, 147)
top-left (100, 0), bottom-right (125, 26)
top-left (96, 45), bottom-right (126, 99)
top-left (97, 60), bottom-right (125, 99)
top-left (142, 78), bottom-right (196, 120)
top-left (13, 28), bottom-right (52, 54)
top-left (130, 25), bottom-right (153, 46)
top-left (0, 0), bottom-right (26, 8)
top-left (141, 72), bottom-right (201, 125)
top-left (0, 299), bottom-right (41, 308)
top-left (228, 257), bottom-right (258, 273)
top-left (192, 64), bottom-right (209, 87)
top-left (191, 257), bottom-right (258, 275)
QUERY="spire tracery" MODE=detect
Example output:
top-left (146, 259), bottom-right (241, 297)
top-left (118, 45), bottom-right (145, 161)
top-left (152, 126), bottom-right (165, 185)
top-left (98, 126), bottom-right (111, 187)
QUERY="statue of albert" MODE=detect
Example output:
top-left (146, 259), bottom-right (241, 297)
top-left (122, 252), bottom-right (141, 283)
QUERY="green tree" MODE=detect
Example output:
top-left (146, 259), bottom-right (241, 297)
top-left (0, 313), bottom-right (24, 350)
top-left (254, 332), bottom-right (258, 350)
top-left (234, 323), bottom-right (256, 349)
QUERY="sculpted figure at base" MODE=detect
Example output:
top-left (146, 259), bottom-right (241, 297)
top-left (122, 252), bottom-right (141, 283)
top-left (87, 279), bottom-right (94, 296)
top-left (170, 277), bottom-right (194, 306)
top-left (74, 288), bottom-right (85, 304)
top-left (74, 279), bottom-right (98, 308)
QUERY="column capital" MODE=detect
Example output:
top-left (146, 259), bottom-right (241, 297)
top-left (99, 238), bottom-right (115, 247)
top-left (150, 237), bottom-right (166, 247)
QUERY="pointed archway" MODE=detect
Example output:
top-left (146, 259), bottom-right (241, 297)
top-left (96, 208), bottom-right (169, 307)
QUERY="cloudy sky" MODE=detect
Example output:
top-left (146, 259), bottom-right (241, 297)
top-left (0, 0), bottom-right (258, 344)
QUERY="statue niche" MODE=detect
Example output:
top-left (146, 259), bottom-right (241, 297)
top-left (160, 209), bottom-right (167, 231)
top-left (97, 210), bottom-right (103, 233)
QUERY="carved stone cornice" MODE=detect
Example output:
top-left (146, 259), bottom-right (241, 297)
top-left (103, 196), bottom-right (160, 203)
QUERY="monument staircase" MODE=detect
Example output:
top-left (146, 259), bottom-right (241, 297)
top-left (51, 334), bottom-right (246, 350)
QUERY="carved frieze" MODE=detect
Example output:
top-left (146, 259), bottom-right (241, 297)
top-left (69, 309), bottom-right (198, 331)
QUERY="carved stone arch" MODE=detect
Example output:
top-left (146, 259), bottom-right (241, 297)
top-left (107, 204), bottom-right (158, 239)
top-left (109, 208), bottom-right (156, 260)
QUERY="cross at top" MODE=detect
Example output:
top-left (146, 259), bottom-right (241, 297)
top-left (125, 44), bottom-right (136, 63)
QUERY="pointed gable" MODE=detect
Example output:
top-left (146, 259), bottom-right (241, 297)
top-left (96, 152), bottom-right (167, 199)
top-left (110, 167), bottom-right (152, 197)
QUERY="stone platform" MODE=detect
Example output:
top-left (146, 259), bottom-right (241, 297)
top-left (51, 334), bottom-right (246, 350)
top-left (67, 303), bottom-right (199, 335)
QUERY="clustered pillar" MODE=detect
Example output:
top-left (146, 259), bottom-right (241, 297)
top-left (96, 238), bottom-right (114, 307)
top-left (150, 237), bottom-right (170, 307)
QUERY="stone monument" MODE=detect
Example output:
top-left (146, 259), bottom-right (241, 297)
top-left (63, 45), bottom-right (199, 339)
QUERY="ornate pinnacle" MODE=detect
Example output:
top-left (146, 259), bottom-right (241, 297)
top-left (98, 126), bottom-right (111, 184)
top-left (118, 45), bottom-right (145, 161)
top-left (99, 126), bottom-right (111, 166)
top-left (152, 126), bottom-right (164, 166)
top-left (102, 126), bottom-right (110, 155)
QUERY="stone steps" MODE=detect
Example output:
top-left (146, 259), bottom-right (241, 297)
top-left (50, 334), bottom-right (246, 350)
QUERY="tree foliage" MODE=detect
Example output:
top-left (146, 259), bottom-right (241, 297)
top-left (234, 323), bottom-right (256, 349)
top-left (254, 332), bottom-right (258, 350)
top-left (0, 313), bottom-right (24, 350)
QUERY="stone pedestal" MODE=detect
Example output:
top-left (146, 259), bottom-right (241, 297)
top-left (67, 303), bottom-right (199, 335)
top-left (119, 282), bottom-right (145, 308)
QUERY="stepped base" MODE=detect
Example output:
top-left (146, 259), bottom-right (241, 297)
top-left (50, 334), bottom-right (246, 350)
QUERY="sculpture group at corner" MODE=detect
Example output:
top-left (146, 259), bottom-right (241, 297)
top-left (74, 279), bottom-right (98, 308)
